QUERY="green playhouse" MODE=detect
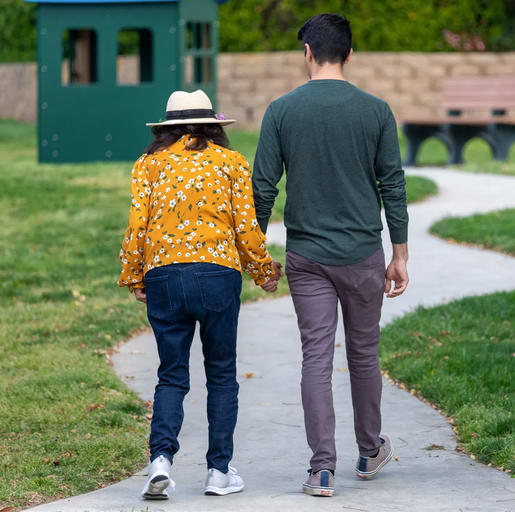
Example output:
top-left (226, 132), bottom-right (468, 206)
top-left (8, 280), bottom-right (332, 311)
top-left (27, 0), bottom-right (228, 163)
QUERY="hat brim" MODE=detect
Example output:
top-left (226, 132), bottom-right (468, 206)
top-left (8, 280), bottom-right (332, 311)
top-left (146, 118), bottom-right (236, 127)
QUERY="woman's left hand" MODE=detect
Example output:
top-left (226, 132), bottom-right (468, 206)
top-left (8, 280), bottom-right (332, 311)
top-left (134, 288), bottom-right (147, 303)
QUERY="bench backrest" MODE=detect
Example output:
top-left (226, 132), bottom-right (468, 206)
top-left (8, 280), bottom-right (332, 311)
top-left (443, 76), bottom-right (515, 116)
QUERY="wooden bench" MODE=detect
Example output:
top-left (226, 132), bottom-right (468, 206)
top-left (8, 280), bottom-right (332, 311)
top-left (402, 76), bottom-right (515, 166)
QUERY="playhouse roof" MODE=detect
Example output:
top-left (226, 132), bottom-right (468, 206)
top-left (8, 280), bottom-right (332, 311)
top-left (26, 0), bottom-right (229, 3)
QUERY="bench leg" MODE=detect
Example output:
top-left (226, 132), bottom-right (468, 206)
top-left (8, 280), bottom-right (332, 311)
top-left (446, 125), bottom-right (485, 165)
top-left (404, 137), bottom-right (422, 167)
top-left (486, 124), bottom-right (515, 161)
top-left (402, 124), bottom-right (443, 166)
top-left (433, 129), bottom-right (458, 165)
top-left (447, 138), bottom-right (467, 165)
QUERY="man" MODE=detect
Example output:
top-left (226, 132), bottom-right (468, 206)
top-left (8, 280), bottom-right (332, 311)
top-left (252, 13), bottom-right (409, 497)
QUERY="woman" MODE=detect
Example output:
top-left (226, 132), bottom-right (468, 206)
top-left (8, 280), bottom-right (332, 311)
top-left (118, 90), bottom-right (281, 500)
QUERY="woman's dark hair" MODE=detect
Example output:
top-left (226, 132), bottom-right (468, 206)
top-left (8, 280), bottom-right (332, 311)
top-left (298, 13), bottom-right (352, 66)
top-left (145, 123), bottom-right (230, 154)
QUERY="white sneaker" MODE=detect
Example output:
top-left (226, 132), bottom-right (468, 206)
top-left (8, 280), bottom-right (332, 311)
top-left (141, 455), bottom-right (175, 500)
top-left (204, 465), bottom-right (245, 496)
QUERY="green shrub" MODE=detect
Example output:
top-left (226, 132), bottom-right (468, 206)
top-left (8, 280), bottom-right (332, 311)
top-left (1, 0), bottom-right (513, 63)
top-left (219, 0), bottom-right (512, 53)
top-left (0, 0), bottom-right (36, 62)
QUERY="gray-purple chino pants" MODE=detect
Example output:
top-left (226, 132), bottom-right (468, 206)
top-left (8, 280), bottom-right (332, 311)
top-left (285, 248), bottom-right (385, 472)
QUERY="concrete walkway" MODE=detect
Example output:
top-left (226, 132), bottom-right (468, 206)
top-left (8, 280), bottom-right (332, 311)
top-left (29, 168), bottom-right (515, 512)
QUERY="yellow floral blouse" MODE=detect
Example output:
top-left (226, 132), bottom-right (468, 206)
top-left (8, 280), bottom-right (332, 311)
top-left (118, 136), bottom-right (274, 290)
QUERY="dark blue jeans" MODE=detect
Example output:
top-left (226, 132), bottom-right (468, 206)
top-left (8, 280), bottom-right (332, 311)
top-left (144, 262), bottom-right (242, 473)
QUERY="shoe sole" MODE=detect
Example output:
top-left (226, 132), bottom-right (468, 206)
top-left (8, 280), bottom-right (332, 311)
top-left (302, 484), bottom-right (334, 497)
top-left (204, 485), bottom-right (244, 496)
top-left (356, 448), bottom-right (393, 480)
top-left (142, 475), bottom-right (171, 500)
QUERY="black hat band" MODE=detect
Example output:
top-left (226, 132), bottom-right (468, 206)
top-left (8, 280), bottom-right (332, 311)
top-left (165, 109), bottom-right (217, 120)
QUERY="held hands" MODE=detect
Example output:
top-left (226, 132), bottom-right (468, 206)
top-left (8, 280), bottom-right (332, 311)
top-left (261, 261), bottom-right (284, 293)
top-left (134, 262), bottom-right (285, 302)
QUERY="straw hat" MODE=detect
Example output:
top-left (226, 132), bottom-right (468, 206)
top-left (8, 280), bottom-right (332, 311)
top-left (146, 90), bottom-right (235, 127)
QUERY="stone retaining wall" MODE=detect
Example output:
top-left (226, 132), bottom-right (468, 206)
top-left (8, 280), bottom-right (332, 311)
top-left (0, 63), bottom-right (37, 123)
top-left (1, 52), bottom-right (514, 129)
top-left (218, 51), bottom-right (515, 129)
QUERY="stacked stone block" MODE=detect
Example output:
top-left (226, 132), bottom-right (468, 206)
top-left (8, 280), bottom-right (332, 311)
top-left (0, 52), bottom-right (514, 129)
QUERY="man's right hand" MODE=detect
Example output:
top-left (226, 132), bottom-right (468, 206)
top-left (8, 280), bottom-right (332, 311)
top-left (385, 243), bottom-right (409, 298)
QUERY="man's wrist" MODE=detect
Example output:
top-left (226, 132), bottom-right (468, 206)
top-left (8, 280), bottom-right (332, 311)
top-left (391, 243), bottom-right (408, 262)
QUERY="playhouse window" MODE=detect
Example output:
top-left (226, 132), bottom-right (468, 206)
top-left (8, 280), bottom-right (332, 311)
top-left (184, 22), bottom-right (213, 85)
top-left (117, 29), bottom-right (153, 85)
top-left (186, 22), bottom-right (211, 51)
top-left (62, 29), bottom-right (97, 85)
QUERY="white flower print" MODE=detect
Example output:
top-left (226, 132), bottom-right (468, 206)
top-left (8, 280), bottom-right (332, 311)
top-left (119, 147), bottom-right (272, 290)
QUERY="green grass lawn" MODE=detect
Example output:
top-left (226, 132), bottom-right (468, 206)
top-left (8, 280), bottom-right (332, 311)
top-left (405, 175), bottom-right (438, 204)
top-left (431, 209), bottom-right (515, 256)
top-left (0, 120), bottom-right (287, 510)
top-left (379, 291), bottom-right (514, 472)
top-left (1, 118), bottom-right (510, 508)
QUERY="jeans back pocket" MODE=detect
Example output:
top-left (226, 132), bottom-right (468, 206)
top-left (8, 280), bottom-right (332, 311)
top-left (144, 275), bottom-right (173, 321)
top-left (196, 268), bottom-right (240, 312)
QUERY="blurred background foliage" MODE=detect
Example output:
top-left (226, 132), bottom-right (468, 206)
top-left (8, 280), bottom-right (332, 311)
top-left (0, 0), bottom-right (37, 62)
top-left (219, 0), bottom-right (514, 53)
top-left (0, 0), bottom-right (513, 62)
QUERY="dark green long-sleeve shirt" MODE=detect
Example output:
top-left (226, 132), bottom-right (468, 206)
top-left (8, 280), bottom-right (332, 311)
top-left (252, 79), bottom-right (409, 265)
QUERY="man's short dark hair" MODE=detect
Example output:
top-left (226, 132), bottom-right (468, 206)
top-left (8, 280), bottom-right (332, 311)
top-left (297, 13), bottom-right (352, 65)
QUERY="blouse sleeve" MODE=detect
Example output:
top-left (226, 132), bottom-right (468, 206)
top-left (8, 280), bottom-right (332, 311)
top-left (118, 155), bottom-right (152, 291)
top-left (231, 154), bottom-right (274, 286)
